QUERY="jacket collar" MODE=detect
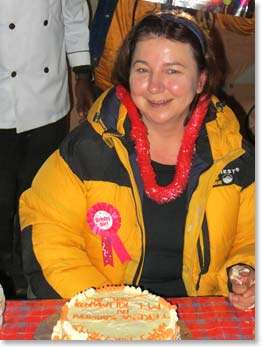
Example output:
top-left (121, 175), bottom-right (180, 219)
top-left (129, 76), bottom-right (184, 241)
top-left (88, 88), bottom-right (244, 164)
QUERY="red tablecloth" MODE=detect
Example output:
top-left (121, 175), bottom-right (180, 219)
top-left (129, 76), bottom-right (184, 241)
top-left (0, 296), bottom-right (255, 340)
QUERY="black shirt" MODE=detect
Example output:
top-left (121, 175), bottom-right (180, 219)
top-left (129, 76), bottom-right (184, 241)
top-left (139, 161), bottom-right (188, 298)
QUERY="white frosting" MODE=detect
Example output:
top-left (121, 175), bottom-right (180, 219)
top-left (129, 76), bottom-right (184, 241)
top-left (52, 320), bottom-right (89, 340)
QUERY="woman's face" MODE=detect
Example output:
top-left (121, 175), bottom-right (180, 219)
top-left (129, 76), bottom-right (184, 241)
top-left (129, 37), bottom-right (207, 126)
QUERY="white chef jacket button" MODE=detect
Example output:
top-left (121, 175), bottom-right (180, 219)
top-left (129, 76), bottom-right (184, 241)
top-left (9, 23), bottom-right (15, 30)
top-left (43, 20), bottom-right (48, 26)
top-left (44, 67), bottom-right (49, 73)
top-left (11, 71), bottom-right (17, 78)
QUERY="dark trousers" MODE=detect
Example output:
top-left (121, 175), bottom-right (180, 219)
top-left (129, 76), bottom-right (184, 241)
top-left (0, 116), bottom-right (69, 298)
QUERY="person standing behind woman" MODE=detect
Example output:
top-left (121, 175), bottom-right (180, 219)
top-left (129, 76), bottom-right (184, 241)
top-left (90, 0), bottom-right (162, 94)
top-left (0, 0), bottom-right (95, 298)
top-left (20, 10), bottom-right (254, 311)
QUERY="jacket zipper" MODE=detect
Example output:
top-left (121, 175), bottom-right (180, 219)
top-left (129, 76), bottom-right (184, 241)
top-left (93, 116), bottom-right (145, 285)
top-left (195, 213), bottom-right (211, 291)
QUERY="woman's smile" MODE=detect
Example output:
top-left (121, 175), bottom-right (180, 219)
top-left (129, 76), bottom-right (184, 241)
top-left (147, 98), bottom-right (173, 107)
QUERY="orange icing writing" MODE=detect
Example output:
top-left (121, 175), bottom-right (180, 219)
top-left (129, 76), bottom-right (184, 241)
top-left (121, 313), bottom-right (169, 320)
top-left (75, 298), bottom-right (113, 308)
top-left (73, 314), bottom-right (116, 320)
top-left (138, 302), bottom-right (161, 310)
top-left (116, 309), bottom-right (129, 314)
top-left (72, 311), bottom-right (169, 321)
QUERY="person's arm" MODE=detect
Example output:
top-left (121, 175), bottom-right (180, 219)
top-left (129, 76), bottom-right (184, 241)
top-left (217, 182), bottom-right (255, 310)
top-left (73, 65), bottom-right (95, 123)
top-left (62, 0), bottom-right (95, 120)
top-left (227, 183), bottom-right (255, 311)
top-left (19, 150), bottom-right (109, 298)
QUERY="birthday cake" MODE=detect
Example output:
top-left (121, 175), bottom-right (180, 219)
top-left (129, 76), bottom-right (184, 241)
top-left (51, 285), bottom-right (180, 340)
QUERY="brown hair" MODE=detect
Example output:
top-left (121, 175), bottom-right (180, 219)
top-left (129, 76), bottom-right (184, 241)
top-left (111, 10), bottom-right (223, 97)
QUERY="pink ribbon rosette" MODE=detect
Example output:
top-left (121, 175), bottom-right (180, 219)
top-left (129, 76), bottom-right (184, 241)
top-left (87, 202), bottom-right (131, 266)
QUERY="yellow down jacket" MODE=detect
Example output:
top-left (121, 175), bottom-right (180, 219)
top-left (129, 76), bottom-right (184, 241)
top-left (19, 87), bottom-right (255, 299)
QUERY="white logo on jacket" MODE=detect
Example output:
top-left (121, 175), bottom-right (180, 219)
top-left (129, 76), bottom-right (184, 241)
top-left (214, 167), bottom-right (240, 186)
top-left (221, 167), bottom-right (239, 184)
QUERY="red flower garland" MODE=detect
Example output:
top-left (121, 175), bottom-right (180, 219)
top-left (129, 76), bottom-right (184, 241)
top-left (116, 85), bottom-right (210, 204)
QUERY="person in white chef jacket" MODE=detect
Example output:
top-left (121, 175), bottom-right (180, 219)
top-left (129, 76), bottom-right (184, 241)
top-left (0, 0), bottom-right (95, 298)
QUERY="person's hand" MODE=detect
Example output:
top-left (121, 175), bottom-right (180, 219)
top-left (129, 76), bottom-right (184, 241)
top-left (75, 79), bottom-right (95, 123)
top-left (228, 265), bottom-right (255, 311)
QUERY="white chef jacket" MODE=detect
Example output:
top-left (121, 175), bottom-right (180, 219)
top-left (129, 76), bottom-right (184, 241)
top-left (0, 0), bottom-right (91, 133)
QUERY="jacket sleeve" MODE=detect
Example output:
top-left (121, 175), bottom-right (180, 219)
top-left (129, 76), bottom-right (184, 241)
top-left (217, 182), bottom-right (255, 295)
top-left (19, 150), bottom-right (109, 298)
top-left (62, 0), bottom-right (91, 67)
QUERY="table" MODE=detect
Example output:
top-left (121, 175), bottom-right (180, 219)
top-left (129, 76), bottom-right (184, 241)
top-left (0, 296), bottom-right (255, 340)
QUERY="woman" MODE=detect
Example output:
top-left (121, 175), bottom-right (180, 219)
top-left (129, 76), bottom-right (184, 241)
top-left (19, 11), bottom-right (255, 311)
